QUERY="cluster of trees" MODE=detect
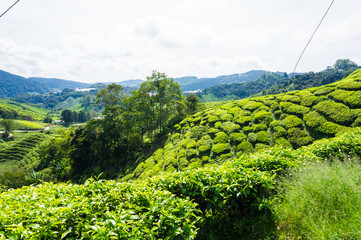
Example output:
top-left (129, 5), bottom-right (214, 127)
top-left (60, 110), bottom-right (91, 124)
top-left (0, 107), bottom-right (17, 119)
top-left (70, 71), bottom-right (199, 179)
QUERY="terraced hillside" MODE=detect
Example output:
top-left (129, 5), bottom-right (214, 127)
top-left (0, 133), bottom-right (45, 173)
top-left (129, 69), bottom-right (361, 180)
top-left (0, 99), bottom-right (48, 121)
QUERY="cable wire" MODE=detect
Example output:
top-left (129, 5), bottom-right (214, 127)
top-left (0, 0), bottom-right (21, 19)
top-left (291, 0), bottom-right (335, 79)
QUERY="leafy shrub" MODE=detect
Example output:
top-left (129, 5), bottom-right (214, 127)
top-left (214, 121), bottom-right (222, 129)
top-left (337, 78), bottom-right (361, 90)
top-left (278, 94), bottom-right (301, 103)
top-left (272, 126), bottom-right (287, 139)
top-left (274, 137), bottom-right (292, 148)
top-left (313, 100), bottom-right (356, 124)
top-left (313, 87), bottom-right (335, 96)
top-left (220, 113), bottom-right (233, 121)
top-left (0, 179), bottom-right (200, 239)
top-left (287, 128), bottom-right (313, 147)
top-left (248, 132), bottom-right (258, 143)
top-left (236, 140), bottom-right (254, 153)
top-left (252, 110), bottom-right (272, 123)
top-left (212, 143), bottom-right (230, 154)
top-left (214, 132), bottom-right (229, 143)
top-left (229, 132), bottom-right (247, 143)
top-left (253, 124), bottom-right (268, 132)
top-left (243, 126), bottom-right (255, 133)
top-left (300, 95), bottom-right (318, 107)
top-left (234, 115), bottom-right (252, 126)
top-left (220, 121), bottom-right (240, 134)
top-left (317, 121), bottom-right (347, 136)
top-left (303, 111), bottom-right (326, 128)
top-left (255, 143), bottom-right (270, 151)
top-left (208, 115), bottom-right (220, 123)
top-left (241, 101), bottom-right (264, 111)
top-left (281, 115), bottom-right (303, 129)
top-left (186, 140), bottom-right (197, 149)
top-left (328, 89), bottom-right (361, 108)
top-left (280, 102), bottom-right (310, 116)
top-left (256, 131), bottom-right (270, 143)
top-left (197, 135), bottom-right (213, 153)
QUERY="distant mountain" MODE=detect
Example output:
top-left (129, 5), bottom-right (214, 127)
top-left (100, 71), bottom-right (276, 91)
top-left (0, 70), bottom-right (94, 98)
top-left (175, 70), bottom-right (274, 91)
top-left (30, 77), bottom-right (91, 90)
top-left (0, 70), bottom-right (49, 98)
top-left (197, 72), bottom-right (287, 102)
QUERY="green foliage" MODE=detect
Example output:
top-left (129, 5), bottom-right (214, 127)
top-left (328, 89), bottom-right (361, 107)
top-left (234, 115), bottom-right (252, 125)
top-left (229, 132), bottom-right (247, 143)
top-left (220, 121), bottom-right (240, 133)
top-left (287, 128), bottom-right (313, 147)
top-left (186, 93), bottom-right (201, 115)
top-left (280, 115), bottom-right (303, 129)
top-left (273, 161), bottom-right (361, 239)
top-left (252, 110), bottom-right (271, 123)
top-left (213, 132), bottom-right (229, 143)
top-left (313, 100), bottom-right (356, 124)
top-left (337, 78), bottom-right (361, 90)
top-left (242, 100), bottom-right (263, 111)
top-left (0, 119), bottom-right (14, 138)
top-left (212, 143), bottom-right (230, 154)
top-left (256, 131), bottom-right (270, 144)
top-left (303, 111), bottom-right (326, 128)
top-left (260, 60), bottom-right (359, 96)
top-left (0, 178), bottom-right (200, 239)
top-left (198, 72), bottom-right (286, 102)
top-left (280, 101), bottom-right (310, 116)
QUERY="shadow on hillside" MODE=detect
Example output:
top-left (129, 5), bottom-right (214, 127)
top-left (196, 208), bottom-right (277, 240)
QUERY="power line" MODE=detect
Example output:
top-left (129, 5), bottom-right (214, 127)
top-left (291, 0), bottom-right (335, 79)
top-left (0, 0), bottom-right (21, 19)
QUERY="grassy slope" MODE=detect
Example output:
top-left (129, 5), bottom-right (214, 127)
top-left (0, 132), bottom-right (46, 173)
top-left (127, 69), bottom-right (361, 180)
top-left (0, 99), bottom-right (48, 121)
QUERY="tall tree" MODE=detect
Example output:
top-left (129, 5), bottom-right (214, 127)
top-left (333, 59), bottom-right (359, 71)
top-left (186, 94), bottom-right (200, 115)
top-left (137, 71), bottom-right (184, 134)
top-left (1, 119), bottom-right (14, 138)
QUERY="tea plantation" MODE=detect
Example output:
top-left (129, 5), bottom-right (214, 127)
top-left (1, 127), bottom-right (361, 239)
top-left (1, 69), bottom-right (361, 239)
top-left (127, 69), bottom-right (361, 180)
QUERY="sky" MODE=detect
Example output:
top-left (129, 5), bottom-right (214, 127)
top-left (0, 0), bottom-right (360, 83)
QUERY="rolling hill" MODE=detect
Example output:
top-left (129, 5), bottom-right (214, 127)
top-left (126, 69), bottom-right (361, 180)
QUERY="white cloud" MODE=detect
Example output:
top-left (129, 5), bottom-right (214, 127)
top-left (0, 0), bottom-right (360, 82)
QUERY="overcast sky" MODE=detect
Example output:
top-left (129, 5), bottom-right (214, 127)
top-left (0, 0), bottom-right (360, 83)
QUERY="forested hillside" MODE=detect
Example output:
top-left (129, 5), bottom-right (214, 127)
top-left (0, 70), bottom-right (49, 98)
top-left (196, 59), bottom-right (360, 102)
top-left (258, 59), bottom-right (360, 96)
top-left (175, 70), bottom-right (273, 91)
top-left (197, 72), bottom-right (287, 101)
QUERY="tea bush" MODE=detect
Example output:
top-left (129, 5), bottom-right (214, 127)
top-left (0, 179), bottom-right (200, 239)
